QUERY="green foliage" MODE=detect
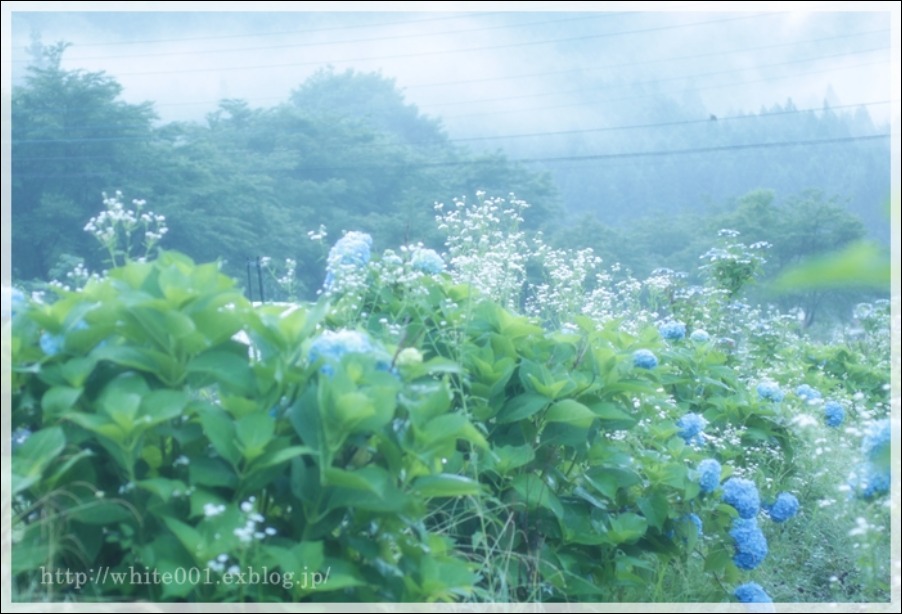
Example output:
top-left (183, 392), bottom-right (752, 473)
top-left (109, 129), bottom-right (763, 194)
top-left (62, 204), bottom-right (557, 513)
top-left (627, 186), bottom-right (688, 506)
top-left (11, 44), bottom-right (159, 279)
top-left (12, 52), bottom-right (558, 295)
top-left (11, 211), bottom-right (891, 602)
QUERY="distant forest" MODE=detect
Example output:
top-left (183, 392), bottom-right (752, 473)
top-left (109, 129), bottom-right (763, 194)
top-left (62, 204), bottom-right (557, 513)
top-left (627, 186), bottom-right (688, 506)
top-left (12, 43), bottom-right (890, 314)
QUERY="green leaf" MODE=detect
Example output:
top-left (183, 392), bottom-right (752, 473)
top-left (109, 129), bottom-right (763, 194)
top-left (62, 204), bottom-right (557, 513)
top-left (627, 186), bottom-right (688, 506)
top-left (496, 393), bottom-right (547, 424)
top-left (637, 493), bottom-right (669, 531)
top-left (189, 457), bottom-right (238, 489)
top-left (125, 306), bottom-right (196, 347)
top-left (60, 356), bottom-right (97, 387)
top-left (186, 348), bottom-right (255, 395)
top-left (545, 399), bottom-right (597, 428)
top-left (773, 241), bottom-right (890, 291)
top-left (511, 474), bottom-right (564, 519)
top-left (589, 402), bottom-right (638, 429)
top-left (307, 559), bottom-right (366, 593)
top-left (12, 426), bottom-right (66, 494)
top-left (249, 445), bottom-right (316, 471)
top-left (161, 516), bottom-right (205, 563)
top-left (11, 525), bottom-right (52, 574)
top-left (608, 512), bottom-right (648, 543)
top-left (492, 444), bottom-right (535, 474)
top-left (704, 546), bottom-right (733, 574)
top-left (44, 448), bottom-right (94, 488)
top-left (70, 500), bottom-right (134, 524)
top-left (138, 478), bottom-right (187, 501)
top-left (41, 386), bottom-right (82, 419)
top-left (93, 344), bottom-right (180, 385)
top-left (323, 466), bottom-right (383, 496)
top-left (141, 390), bottom-right (189, 425)
top-left (234, 412), bottom-right (275, 461)
top-left (413, 474), bottom-right (482, 497)
top-left (584, 466), bottom-right (641, 500)
top-left (400, 382), bottom-right (452, 427)
top-left (198, 405), bottom-right (240, 466)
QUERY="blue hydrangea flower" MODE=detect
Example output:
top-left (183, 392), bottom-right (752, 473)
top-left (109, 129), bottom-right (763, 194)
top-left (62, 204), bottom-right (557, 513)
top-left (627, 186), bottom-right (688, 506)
top-left (767, 492), bottom-right (799, 523)
top-left (722, 477), bottom-right (760, 519)
top-left (685, 512), bottom-right (702, 536)
top-left (689, 328), bottom-right (710, 343)
top-left (676, 412), bottom-right (707, 445)
top-left (324, 231), bottom-right (373, 290)
top-left (308, 329), bottom-right (389, 375)
top-left (659, 320), bottom-right (686, 340)
top-left (734, 582), bottom-right (773, 604)
top-left (795, 384), bottom-right (821, 402)
top-left (2, 286), bottom-right (26, 320)
top-left (729, 517), bottom-right (768, 570)
top-left (39, 332), bottom-right (64, 357)
top-left (862, 419), bottom-right (890, 464)
top-left (410, 248), bottom-right (445, 274)
top-left (11, 427), bottom-right (32, 451)
top-left (757, 380), bottom-right (784, 403)
top-left (633, 349), bottom-right (658, 369)
top-left (860, 464), bottom-right (890, 499)
top-left (667, 513), bottom-right (703, 542)
top-left (697, 458), bottom-right (722, 494)
top-left (823, 400), bottom-right (845, 428)
top-left (854, 422), bottom-right (891, 500)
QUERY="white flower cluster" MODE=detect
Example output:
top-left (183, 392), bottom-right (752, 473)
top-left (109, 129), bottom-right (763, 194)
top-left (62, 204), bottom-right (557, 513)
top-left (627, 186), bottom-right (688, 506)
top-left (526, 235), bottom-right (602, 327)
top-left (83, 191), bottom-right (168, 266)
top-left (436, 192), bottom-right (530, 310)
top-left (233, 496), bottom-right (277, 544)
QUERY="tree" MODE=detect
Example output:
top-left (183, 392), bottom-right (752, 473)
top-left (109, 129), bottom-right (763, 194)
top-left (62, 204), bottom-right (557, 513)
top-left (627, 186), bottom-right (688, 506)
top-left (12, 42), bottom-right (158, 279)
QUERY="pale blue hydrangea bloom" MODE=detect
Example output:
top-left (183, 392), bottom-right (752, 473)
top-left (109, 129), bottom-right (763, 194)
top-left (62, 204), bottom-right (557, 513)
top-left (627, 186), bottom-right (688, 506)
top-left (697, 458), bottom-right (721, 494)
top-left (11, 427), bottom-right (32, 451)
top-left (860, 466), bottom-right (890, 499)
top-left (676, 412), bottom-right (707, 445)
top-left (658, 320), bottom-right (686, 340)
top-left (633, 349), bottom-right (658, 369)
top-left (685, 513), bottom-right (702, 536)
top-left (689, 329), bottom-right (710, 343)
top-left (324, 231), bottom-right (373, 290)
top-left (795, 384), bottom-right (821, 402)
top-left (410, 248), bottom-right (445, 274)
top-left (734, 582), bottom-right (772, 604)
top-left (2, 287), bottom-right (26, 320)
top-left (767, 492), bottom-right (799, 523)
top-left (823, 400), bottom-right (845, 428)
top-left (308, 329), bottom-right (389, 375)
top-left (862, 418), bottom-right (890, 463)
top-left (729, 517), bottom-right (768, 570)
top-left (856, 420), bottom-right (891, 499)
top-left (757, 380), bottom-right (784, 403)
top-left (40, 332), bottom-right (63, 357)
top-left (722, 477), bottom-right (760, 519)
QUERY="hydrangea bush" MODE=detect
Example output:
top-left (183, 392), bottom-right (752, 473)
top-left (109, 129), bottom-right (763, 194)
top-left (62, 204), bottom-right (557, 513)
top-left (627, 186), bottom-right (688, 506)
top-left (8, 192), bottom-right (893, 603)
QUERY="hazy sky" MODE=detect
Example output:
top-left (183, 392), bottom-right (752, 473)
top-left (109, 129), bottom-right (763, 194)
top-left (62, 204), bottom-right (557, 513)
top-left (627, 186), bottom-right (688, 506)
top-left (5, 2), bottom-right (897, 146)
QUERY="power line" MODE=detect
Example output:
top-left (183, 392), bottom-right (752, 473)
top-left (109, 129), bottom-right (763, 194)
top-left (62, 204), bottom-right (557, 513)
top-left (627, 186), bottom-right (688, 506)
top-left (104, 13), bottom-right (776, 77)
top-left (449, 100), bottom-right (892, 142)
top-left (44, 13), bottom-right (619, 62)
top-left (11, 134), bottom-right (890, 179)
top-left (12, 12), bottom-right (499, 50)
top-left (10, 36), bottom-right (887, 124)
top-left (92, 25), bottom-right (883, 111)
top-left (404, 27), bottom-right (890, 91)
top-left (441, 57), bottom-right (890, 120)
top-left (426, 45), bottom-right (889, 110)
top-left (10, 100), bottom-right (890, 153)
top-left (507, 134), bottom-right (891, 166)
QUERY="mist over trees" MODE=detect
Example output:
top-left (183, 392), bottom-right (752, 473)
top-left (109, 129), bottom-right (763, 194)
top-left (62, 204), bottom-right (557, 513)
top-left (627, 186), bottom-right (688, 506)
top-left (11, 43), bottom-right (890, 320)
